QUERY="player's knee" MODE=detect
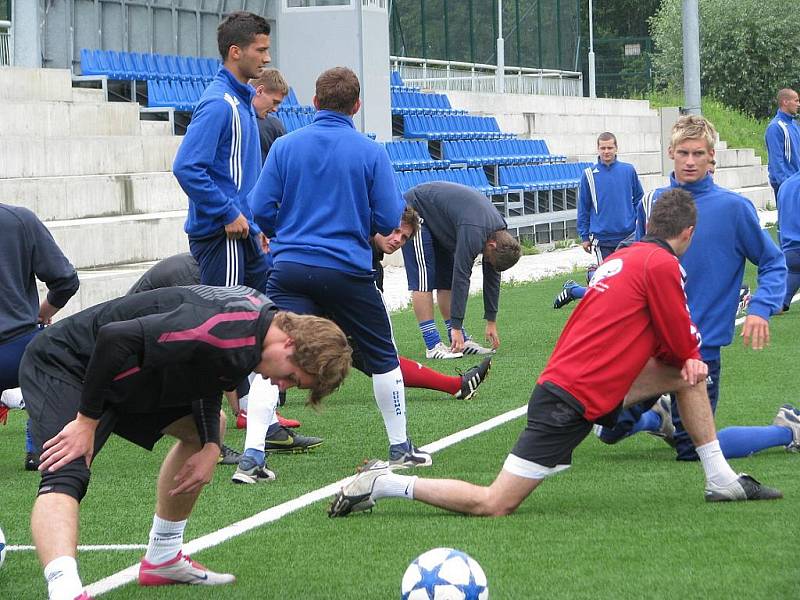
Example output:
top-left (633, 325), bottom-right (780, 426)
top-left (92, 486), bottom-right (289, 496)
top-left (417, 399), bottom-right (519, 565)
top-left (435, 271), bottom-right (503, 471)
top-left (38, 461), bottom-right (91, 502)
top-left (475, 488), bottom-right (522, 517)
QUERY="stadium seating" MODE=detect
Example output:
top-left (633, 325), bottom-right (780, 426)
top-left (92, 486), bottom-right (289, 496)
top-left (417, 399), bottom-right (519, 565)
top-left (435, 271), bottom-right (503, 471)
top-left (394, 167), bottom-right (506, 195)
top-left (401, 114), bottom-right (514, 141)
top-left (80, 48), bottom-right (220, 84)
top-left (442, 139), bottom-right (566, 167)
top-left (384, 141), bottom-right (450, 170)
top-left (498, 162), bottom-right (592, 191)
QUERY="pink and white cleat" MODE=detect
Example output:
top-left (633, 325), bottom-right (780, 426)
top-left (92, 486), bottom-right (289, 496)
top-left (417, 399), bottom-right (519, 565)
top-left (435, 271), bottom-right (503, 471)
top-left (74, 593), bottom-right (94, 600)
top-left (138, 551), bottom-right (235, 586)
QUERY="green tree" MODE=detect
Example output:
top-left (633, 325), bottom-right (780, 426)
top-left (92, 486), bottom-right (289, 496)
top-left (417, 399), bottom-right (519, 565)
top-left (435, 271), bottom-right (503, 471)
top-left (650, 0), bottom-right (800, 118)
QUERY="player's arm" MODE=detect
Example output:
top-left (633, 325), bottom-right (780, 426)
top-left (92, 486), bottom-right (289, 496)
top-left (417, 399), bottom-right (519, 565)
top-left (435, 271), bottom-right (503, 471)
top-left (736, 202), bottom-right (787, 349)
top-left (481, 260), bottom-right (501, 349)
top-left (644, 253), bottom-right (703, 367)
top-left (39, 319), bottom-right (145, 472)
top-left (577, 172), bottom-right (591, 251)
top-left (631, 169), bottom-right (644, 208)
top-left (173, 99), bottom-right (245, 235)
top-left (449, 226), bottom-right (486, 337)
top-left (368, 147), bottom-right (405, 236)
top-left (249, 138), bottom-right (285, 238)
top-left (26, 211), bottom-right (80, 323)
top-left (765, 125), bottom-right (790, 186)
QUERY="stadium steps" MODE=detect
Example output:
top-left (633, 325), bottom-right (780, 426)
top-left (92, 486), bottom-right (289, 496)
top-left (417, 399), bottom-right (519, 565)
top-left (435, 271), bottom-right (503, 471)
top-left (0, 99), bottom-right (144, 137)
top-left (46, 211), bottom-right (188, 270)
top-left (0, 135), bottom-right (181, 178)
top-left (528, 113), bottom-right (660, 136)
top-left (0, 172), bottom-right (186, 220)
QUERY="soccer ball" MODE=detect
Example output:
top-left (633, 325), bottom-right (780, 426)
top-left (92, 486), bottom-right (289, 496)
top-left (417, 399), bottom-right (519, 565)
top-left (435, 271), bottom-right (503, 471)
top-left (0, 525), bottom-right (6, 569)
top-left (401, 547), bottom-right (488, 600)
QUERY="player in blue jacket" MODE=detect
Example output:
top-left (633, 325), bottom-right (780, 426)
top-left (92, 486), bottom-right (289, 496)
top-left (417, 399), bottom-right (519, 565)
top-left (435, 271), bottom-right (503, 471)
top-left (777, 171), bottom-right (800, 311)
top-left (597, 115), bottom-right (800, 459)
top-left (577, 132), bottom-right (644, 262)
top-left (765, 88), bottom-right (800, 198)
top-left (250, 67), bottom-right (431, 470)
top-left (173, 12), bottom-right (271, 289)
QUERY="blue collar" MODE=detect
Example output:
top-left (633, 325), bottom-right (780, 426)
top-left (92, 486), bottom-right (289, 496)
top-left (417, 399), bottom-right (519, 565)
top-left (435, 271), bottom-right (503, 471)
top-left (218, 67), bottom-right (256, 106)
top-left (313, 110), bottom-right (355, 129)
top-left (776, 109), bottom-right (797, 123)
top-left (595, 158), bottom-right (617, 170)
top-left (669, 172), bottom-right (714, 194)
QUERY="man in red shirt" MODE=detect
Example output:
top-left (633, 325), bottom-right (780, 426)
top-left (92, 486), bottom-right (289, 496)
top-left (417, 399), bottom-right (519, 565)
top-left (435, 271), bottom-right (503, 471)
top-left (329, 189), bottom-right (782, 519)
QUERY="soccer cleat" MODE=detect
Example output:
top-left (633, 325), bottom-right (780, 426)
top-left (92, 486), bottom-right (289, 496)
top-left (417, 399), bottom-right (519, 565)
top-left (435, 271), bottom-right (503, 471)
top-left (704, 474), bottom-right (783, 502)
top-left (328, 458), bottom-right (394, 518)
top-left (647, 395), bottom-right (677, 447)
top-left (217, 444), bottom-right (241, 465)
top-left (231, 456), bottom-right (277, 484)
top-left (737, 284), bottom-right (751, 317)
top-left (264, 426), bottom-right (323, 453)
top-left (74, 593), bottom-right (94, 600)
top-left (461, 339), bottom-right (495, 355)
top-left (0, 405), bottom-right (7, 426)
top-left (235, 409), bottom-right (247, 429)
top-left (25, 451), bottom-right (40, 471)
top-left (277, 411), bottom-right (302, 429)
top-left (772, 403), bottom-right (800, 452)
top-left (425, 342), bottom-right (463, 359)
top-left (455, 356), bottom-right (492, 400)
top-left (553, 280), bottom-right (579, 309)
top-left (138, 551), bottom-right (235, 586)
top-left (389, 440), bottom-right (432, 467)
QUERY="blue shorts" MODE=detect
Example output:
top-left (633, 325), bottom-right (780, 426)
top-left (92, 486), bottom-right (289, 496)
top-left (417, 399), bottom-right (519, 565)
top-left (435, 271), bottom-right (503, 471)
top-left (401, 220), bottom-right (454, 292)
top-left (266, 261), bottom-right (399, 375)
top-left (0, 326), bottom-right (40, 390)
top-left (189, 231), bottom-right (268, 291)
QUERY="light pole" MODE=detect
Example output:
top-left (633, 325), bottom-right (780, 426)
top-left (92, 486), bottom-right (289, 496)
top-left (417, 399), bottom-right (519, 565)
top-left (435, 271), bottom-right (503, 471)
top-left (496, 0), bottom-right (505, 93)
top-left (588, 0), bottom-right (596, 98)
top-left (682, 0), bottom-right (701, 114)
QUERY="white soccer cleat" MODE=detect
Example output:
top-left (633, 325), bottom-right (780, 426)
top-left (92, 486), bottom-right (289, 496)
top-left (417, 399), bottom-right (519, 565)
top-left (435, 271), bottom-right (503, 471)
top-left (773, 403), bottom-right (800, 452)
top-left (328, 459), bottom-right (396, 518)
top-left (138, 552), bottom-right (235, 586)
top-left (461, 339), bottom-right (495, 355)
top-left (425, 342), bottom-right (463, 359)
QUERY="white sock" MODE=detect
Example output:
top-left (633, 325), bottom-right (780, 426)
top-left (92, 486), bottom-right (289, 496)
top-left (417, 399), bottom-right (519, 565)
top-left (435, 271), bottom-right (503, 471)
top-left (1, 386), bottom-right (25, 409)
top-left (44, 556), bottom-right (83, 600)
top-left (696, 440), bottom-right (738, 488)
top-left (372, 366), bottom-right (407, 445)
top-left (373, 472), bottom-right (417, 500)
top-left (244, 374), bottom-right (279, 454)
top-left (144, 515), bottom-right (186, 565)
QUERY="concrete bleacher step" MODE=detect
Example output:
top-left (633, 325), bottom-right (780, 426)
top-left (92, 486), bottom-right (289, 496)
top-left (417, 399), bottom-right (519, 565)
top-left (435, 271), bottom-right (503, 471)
top-left (0, 135), bottom-right (181, 178)
top-left (38, 263), bottom-right (154, 320)
top-left (734, 185), bottom-right (774, 210)
top-left (528, 113), bottom-right (660, 136)
top-left (46, 211), bottom-right (188, 269)
top-left (0, 100), bottom-right (143, 137)
top-left (0, 67), bottom-right (74, 102)
top-left (0, 172), bottom-right (186, 220)
top-left (543, 132), bottom-right (661, 156)
top-left (71, 87), bottom-right (108, 103)
top-left (140, 120), bottom-right (174, 136)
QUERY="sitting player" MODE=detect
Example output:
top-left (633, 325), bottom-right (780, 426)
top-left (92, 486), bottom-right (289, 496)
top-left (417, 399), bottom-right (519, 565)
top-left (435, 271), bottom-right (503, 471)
top-left (329, 189), bottom-right (782, 520)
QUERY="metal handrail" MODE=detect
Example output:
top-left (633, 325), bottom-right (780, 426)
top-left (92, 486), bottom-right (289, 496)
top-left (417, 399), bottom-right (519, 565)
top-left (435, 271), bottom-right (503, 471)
top-left (390, 55), bottom-right (582, 97)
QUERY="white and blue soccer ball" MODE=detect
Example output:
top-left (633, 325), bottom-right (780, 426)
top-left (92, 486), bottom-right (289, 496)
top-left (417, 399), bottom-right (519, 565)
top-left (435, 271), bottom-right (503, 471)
top-left (401, 547), bottom-right (488, 600)
top-left (0, 525), bottom-right (6, 569)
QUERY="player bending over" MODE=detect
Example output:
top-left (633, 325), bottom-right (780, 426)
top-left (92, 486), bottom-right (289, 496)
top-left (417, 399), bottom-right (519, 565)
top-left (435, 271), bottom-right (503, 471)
top-left (329, 189), bottom-right (782, 520)
top-left (23, 286), bottom-right (349, 599)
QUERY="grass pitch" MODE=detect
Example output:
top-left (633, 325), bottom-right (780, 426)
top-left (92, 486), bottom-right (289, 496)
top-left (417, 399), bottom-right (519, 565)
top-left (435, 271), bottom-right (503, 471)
top-left (0, 272), bottom-right (797, 599)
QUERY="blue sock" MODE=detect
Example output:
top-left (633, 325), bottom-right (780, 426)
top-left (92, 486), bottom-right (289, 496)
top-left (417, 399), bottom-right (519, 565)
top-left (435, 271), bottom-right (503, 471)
top-left (266, 422), bottom-right (281, 437)
top-left (572, 285), bottom-right (587, 299)
top-left (718, 425), bottom-right (793, 458)
top-left (242, 448), bottom-right (265, 466)
top-left (445, 320), bottom-right (469, 343)
top-left (26, 420), bottom-right (35, 453)
top-left (630, 410), bottom-right (661, 434)
top-left (419, 320), bottom-right (441, 350)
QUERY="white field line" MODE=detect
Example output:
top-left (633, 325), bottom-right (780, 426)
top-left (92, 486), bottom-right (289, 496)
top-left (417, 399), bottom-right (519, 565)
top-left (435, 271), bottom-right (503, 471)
top-left (84, 404), bottom-right (528, 597)
top-left (8, 544), bottom-right (147, 552)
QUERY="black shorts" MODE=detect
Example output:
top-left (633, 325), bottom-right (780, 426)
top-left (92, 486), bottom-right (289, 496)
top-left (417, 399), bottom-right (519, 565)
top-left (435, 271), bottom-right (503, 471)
top-left (21, 358), bottom-right (193, 456)
top-left (508, 382), bottom-right (593, 470)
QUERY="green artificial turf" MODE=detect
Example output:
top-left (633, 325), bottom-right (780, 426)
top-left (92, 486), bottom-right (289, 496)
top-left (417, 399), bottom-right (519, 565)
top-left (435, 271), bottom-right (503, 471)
top-left (1, 273), bottom-right (797, 599)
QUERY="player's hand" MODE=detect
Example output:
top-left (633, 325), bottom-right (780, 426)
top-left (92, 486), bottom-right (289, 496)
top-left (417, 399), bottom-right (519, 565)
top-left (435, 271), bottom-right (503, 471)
top-left (39, 413), bottom-right (98, 472)
top-left (259, 232), bottom-right (270, 254)
top-left (169, 444), bottom-right (219, 496)
top-left (38, 300), bottom-right (59, 325)
top-left (741, 315), bottom-right (769, 350)
top-left (485, 321), bottom-right (500, 350)
top-left (225, 213), bottom-right (249, 240)
top-left (450, 328), bottom-right (465, 354)
top-left (680, 358), bottom-right (708, 386)
top-left (581, 240), bottom-right (592, 253)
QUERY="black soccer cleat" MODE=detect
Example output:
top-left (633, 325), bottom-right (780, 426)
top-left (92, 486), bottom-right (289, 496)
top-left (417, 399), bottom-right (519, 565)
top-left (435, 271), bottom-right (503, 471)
top-left (705, 474), bottom-right (783, 502)
top-left (455, 356), bottom-right (492, 400)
